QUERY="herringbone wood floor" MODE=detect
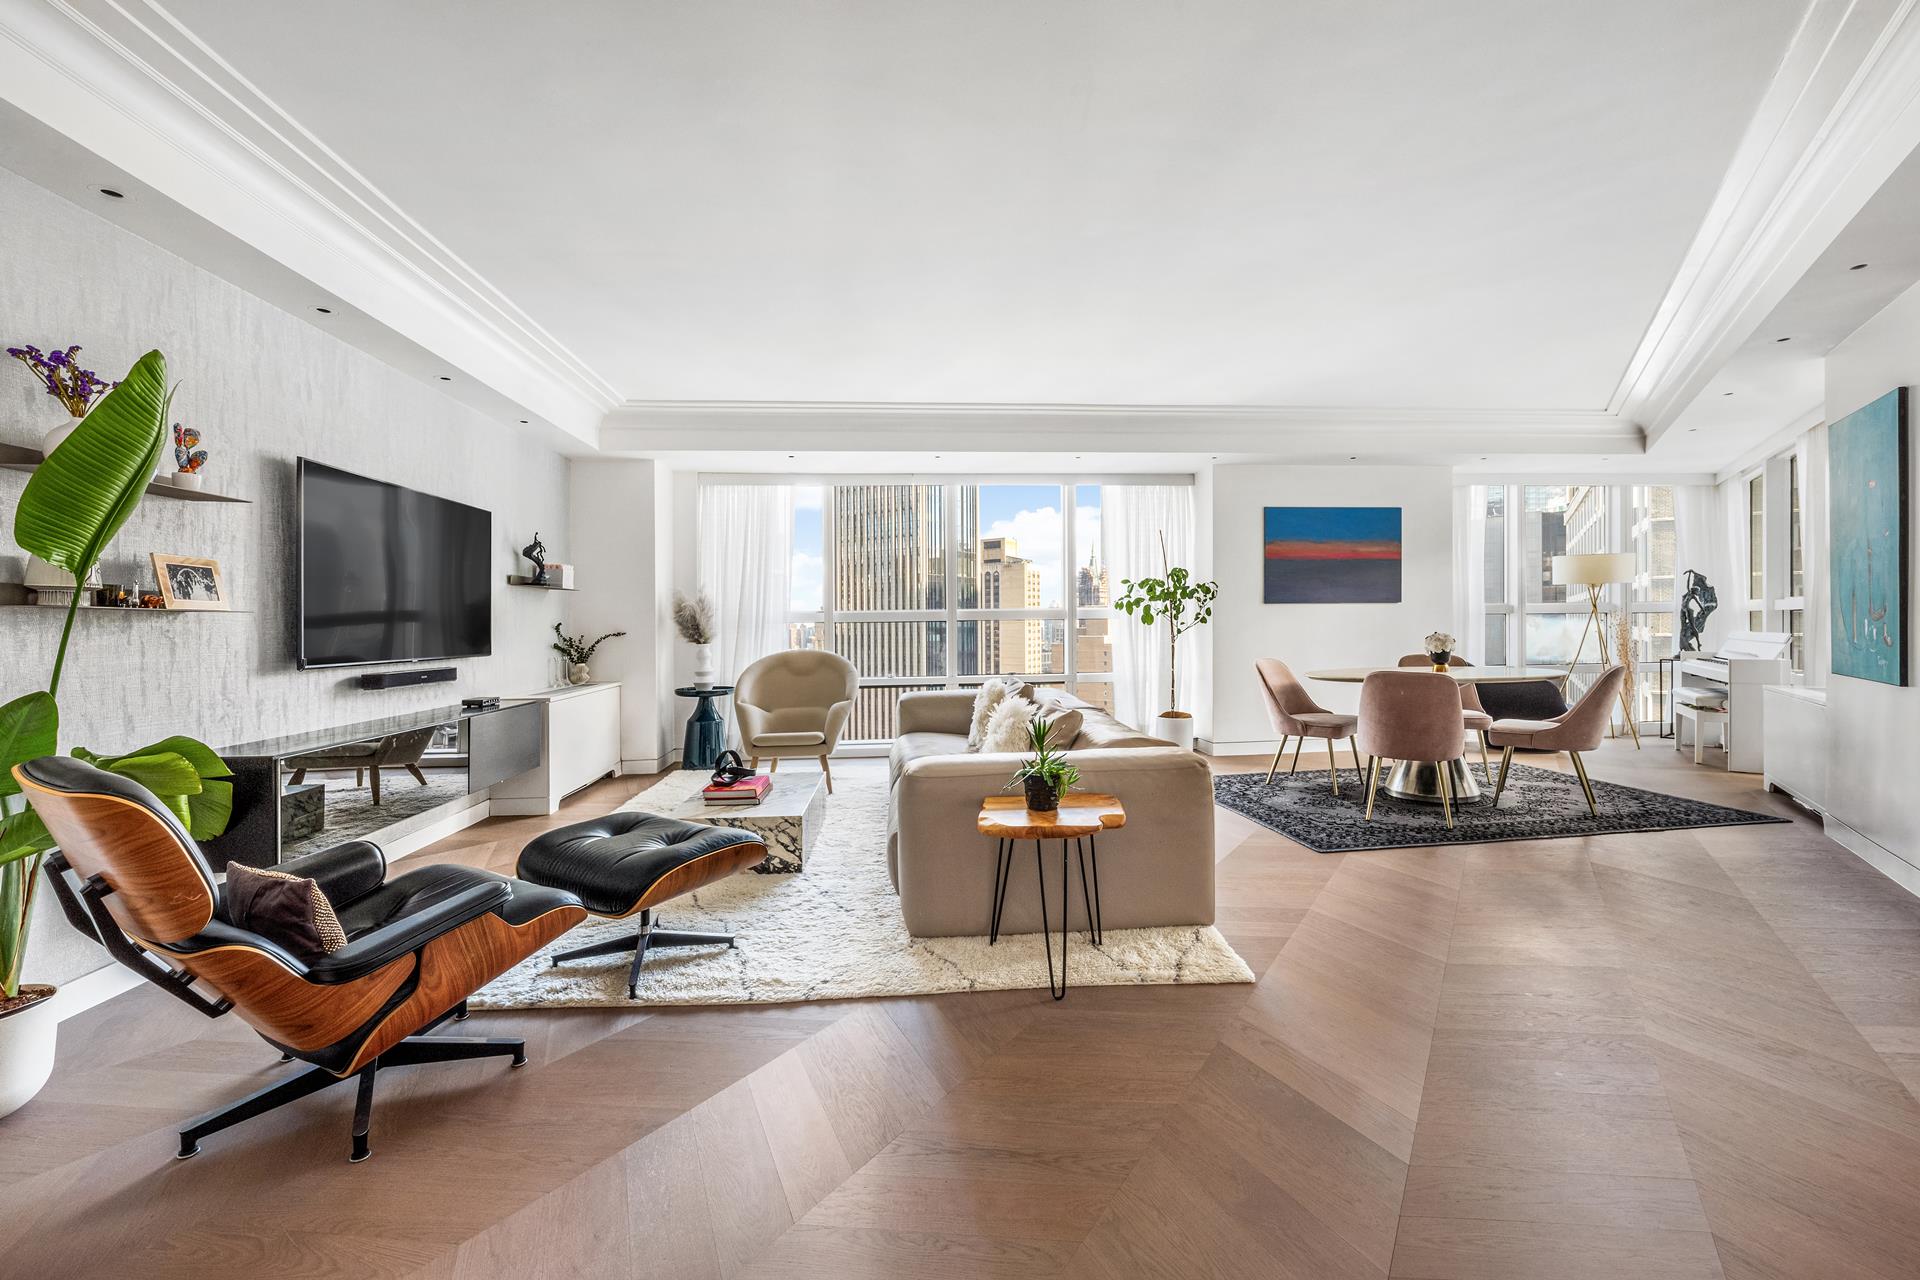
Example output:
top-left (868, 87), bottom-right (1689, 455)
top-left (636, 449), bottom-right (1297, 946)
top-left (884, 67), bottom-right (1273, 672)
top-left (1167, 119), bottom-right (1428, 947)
top-left (5, 741), bottom-right (1920, 1278)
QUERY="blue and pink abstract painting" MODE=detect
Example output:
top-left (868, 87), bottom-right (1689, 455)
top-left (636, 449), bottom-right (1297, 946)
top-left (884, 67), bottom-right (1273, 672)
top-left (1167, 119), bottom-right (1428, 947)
top-left (1263, 506), bottom-right (1402, 604)
top-left (1829, 387), bottom-right (1909, 686)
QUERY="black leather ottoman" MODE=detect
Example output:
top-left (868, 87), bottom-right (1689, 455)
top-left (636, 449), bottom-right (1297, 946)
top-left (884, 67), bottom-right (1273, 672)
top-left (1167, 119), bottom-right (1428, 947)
top-left (517, 811), bottom-right (768, 997)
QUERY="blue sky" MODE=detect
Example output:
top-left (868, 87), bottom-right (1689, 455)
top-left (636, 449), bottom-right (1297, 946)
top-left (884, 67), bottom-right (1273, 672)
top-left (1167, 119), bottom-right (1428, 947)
top-left (790, 484), bottom-right (1100, 610)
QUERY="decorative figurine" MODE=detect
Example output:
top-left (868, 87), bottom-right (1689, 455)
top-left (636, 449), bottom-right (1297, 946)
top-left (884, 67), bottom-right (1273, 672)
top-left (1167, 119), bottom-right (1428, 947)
top-left (171, 423), bottom-right (208, 490)
top-left (1679, 569), bottom-right (1718, 652)
top-left (522, 532), bottom-right (550, 586)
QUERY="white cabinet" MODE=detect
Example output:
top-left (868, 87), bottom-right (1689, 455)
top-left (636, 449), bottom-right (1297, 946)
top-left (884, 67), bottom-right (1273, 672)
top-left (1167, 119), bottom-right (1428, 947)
top-left (1762, 684), bottom-right (1827, 813)
top-left (490, 683), bottom-right (622, 815)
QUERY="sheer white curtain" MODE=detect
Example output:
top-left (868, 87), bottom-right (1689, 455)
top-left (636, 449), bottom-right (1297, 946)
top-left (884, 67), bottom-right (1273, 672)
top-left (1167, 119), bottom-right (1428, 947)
top-left (697, 483), bottom-right (793, 696)
top-left (1102, 484), bottom-right (1199, 732)
top-left (1452, 485), bottom-right (1487, 663)
top-left (1675, 481), bottom-right (1736, 653)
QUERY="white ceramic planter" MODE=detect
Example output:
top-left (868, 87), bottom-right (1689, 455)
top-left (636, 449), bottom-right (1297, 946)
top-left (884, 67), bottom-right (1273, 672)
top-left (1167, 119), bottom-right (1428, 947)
top-left (40, 415), bottom-right (84, 458)
top-left (170, 471), bottom-right (205, 491)
top-left (692, 643), bottom-right (716, 689)
top-left (0, 987), bottom-right (58, 1119)
top-left (1155, 711), bottom-right (1196, 750)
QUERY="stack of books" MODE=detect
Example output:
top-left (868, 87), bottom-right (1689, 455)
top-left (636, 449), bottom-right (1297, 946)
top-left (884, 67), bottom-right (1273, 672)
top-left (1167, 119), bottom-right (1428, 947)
top-left (702, 774), bottom-right (772, 806)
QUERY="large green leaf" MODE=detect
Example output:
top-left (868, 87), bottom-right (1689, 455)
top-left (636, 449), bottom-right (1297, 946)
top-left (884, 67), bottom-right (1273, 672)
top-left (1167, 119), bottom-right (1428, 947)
top-left (14, 350), bottom-right (169, 577)
top-left (185, 778), bottom-right (234, 841)
top-left (114, 734), bottom-right (233, 779)
top-left (0, 692), bottom-right (57, 800)
top-left (103, 751), bottom-right (203, 798)
top-left (0, 808), bottom-right (51, 870)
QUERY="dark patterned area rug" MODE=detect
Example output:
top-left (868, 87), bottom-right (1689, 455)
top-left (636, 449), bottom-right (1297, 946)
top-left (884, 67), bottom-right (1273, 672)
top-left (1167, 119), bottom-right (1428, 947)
top-left (1213, 763), bottom-right (1786, 853)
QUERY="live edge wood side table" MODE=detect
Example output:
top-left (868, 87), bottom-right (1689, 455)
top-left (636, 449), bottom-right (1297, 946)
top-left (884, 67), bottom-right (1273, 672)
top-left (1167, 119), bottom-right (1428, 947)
top-left (976, 793), bottom-right (1126, 1000)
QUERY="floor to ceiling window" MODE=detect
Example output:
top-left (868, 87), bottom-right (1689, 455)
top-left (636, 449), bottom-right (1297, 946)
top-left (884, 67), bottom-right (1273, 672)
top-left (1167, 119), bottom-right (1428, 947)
top-left (1474, 483), bottom-right (1676, 728)
top-left (786, 481), bottom-right (1116, 742)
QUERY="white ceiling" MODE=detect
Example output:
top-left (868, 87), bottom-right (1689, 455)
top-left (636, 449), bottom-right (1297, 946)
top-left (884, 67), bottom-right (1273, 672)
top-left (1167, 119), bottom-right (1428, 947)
top-left (157, 0), bottom-right (1806, 411)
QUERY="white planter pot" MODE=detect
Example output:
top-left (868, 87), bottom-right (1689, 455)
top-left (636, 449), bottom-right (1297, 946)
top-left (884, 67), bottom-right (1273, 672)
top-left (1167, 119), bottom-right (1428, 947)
top-left (1155, 712), bottom-right (1196, 751)
top-left (0, 986), bottom-right (58, 1119)
top-left (692, 643), bottom-right (715, 689)
top-left (567, 662), bottom-right (591, 686)
top-left (40, 415), bottom-right (84, 458)
top-left (170, 471), bottom-right (204, 491)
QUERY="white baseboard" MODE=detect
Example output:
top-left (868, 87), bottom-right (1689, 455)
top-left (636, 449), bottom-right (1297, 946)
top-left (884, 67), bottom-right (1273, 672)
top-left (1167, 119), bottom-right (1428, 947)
top-left (49, 961), bottom-right (142, 1023)
top-left (1825, 813), bottom-right (1920, 901)
top-left (623, 755), bottom-right (675, 775)
top-left (1198, 738), bottom-right (1280, 758)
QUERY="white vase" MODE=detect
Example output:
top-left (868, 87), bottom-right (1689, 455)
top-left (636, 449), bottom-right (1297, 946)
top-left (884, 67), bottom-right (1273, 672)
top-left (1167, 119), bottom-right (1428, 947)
top-left (1155, 711), bottom-right (1196, 751)
top-left (568, 662), bottom-right (591, 686)
top-left (692, 642), bottom-right (715, 689)
top-left (40, 414), bottom-right (84, 458)
top-left (170, 471), bottom-right (204, 491)
top-left (0, 986), bottom-right (58, 1119)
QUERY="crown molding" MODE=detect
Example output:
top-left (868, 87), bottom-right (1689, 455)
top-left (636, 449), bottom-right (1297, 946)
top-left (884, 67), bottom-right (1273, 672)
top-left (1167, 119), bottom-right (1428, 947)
top-left (0, 0), bottom-right (615, 444)
top-left (1616, 0), bottom-right (1920, 444)
top-left (601, 399), bottom-right (1643, 460)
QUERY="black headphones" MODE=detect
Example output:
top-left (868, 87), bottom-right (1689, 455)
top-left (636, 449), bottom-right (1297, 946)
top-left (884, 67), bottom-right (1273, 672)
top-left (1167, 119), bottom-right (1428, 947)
top-left (710, 749), bottom-right (756, 786)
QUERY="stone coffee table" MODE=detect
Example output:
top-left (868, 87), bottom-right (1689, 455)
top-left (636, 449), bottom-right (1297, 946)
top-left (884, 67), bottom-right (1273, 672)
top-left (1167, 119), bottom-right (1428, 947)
top-left (664, 773), bottom-right (824, 874)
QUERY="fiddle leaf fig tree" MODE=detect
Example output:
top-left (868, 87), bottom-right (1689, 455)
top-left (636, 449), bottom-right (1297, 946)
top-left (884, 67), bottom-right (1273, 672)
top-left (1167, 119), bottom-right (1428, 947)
top-left (0, 350), bottom-right (236, 1002)
top-left (1112, 532), bottom-right (1218, 715)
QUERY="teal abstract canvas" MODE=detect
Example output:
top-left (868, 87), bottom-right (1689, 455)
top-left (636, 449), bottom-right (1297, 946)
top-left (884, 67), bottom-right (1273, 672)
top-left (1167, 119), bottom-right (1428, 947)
top-left (1829, 387), bottom-right (1908, 686)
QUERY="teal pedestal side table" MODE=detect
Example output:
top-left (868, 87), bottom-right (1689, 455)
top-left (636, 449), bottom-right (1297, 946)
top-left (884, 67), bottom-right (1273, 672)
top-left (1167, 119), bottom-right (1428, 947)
top-left (675, 685), bottom-right (734, 771)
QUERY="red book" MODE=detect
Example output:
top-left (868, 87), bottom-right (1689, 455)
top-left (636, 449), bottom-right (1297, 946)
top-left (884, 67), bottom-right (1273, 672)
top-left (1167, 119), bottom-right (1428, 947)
top-left (702, 775), bottom-right (771, 804)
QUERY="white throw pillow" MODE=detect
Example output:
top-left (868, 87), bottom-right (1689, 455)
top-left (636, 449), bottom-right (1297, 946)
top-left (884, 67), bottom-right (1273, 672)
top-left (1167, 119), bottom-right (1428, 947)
top-left (1036, 706), bottom-right (1084, 751)
top-left (967, 676), bottom-right (1022, 749)
top-left (979, 696), bottom-right (1038, 754)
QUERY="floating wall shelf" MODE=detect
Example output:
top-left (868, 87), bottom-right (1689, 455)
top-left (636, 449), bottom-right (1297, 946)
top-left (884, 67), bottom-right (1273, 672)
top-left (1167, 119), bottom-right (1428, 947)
top-left (0, 442), bottom-right (251, 504)
top-left (506, 575), bottom-right (575, 590)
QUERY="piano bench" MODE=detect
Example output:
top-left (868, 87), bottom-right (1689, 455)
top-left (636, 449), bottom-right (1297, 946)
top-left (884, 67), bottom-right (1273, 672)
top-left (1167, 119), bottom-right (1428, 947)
top-left (1674, 702), bottom-right (1727, 766)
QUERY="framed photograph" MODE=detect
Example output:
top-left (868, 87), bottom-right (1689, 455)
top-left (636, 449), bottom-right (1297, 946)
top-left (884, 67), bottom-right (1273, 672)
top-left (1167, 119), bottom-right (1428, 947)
top-left (151, 553), bottom-right (230, 611)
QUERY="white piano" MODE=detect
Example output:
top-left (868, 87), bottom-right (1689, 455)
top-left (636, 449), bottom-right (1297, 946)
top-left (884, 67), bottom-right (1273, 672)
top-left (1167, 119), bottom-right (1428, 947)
top-left (1674, 631), bottom-right (1790, 773)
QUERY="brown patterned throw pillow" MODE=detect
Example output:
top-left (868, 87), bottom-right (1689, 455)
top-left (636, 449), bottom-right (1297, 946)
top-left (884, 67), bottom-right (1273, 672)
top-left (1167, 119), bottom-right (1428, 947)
top-left (225, 863), bottom-right (348, 960)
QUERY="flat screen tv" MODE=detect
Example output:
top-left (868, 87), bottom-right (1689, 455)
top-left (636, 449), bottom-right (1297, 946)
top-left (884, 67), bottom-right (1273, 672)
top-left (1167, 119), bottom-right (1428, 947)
top-left (298, 458), bottom-right (492, 668)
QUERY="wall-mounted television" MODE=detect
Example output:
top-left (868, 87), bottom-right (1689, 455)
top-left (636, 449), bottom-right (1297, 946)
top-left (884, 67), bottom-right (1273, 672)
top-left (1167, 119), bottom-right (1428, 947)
top-left (298, 458), bottom-right (493, 668)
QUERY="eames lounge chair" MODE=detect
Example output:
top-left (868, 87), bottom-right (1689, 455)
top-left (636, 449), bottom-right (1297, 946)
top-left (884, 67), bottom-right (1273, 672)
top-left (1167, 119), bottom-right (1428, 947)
top-left (734, 650), bottom-right (858, 792)
top-left (1488, 664), bottom-right (1627, 816)
top-left (1356, 670), bottom-right (1470, 827)
top-left (20, 756), bottom-right (585, 1163)
top-left (1254, 658), bottom-right (1361, 795)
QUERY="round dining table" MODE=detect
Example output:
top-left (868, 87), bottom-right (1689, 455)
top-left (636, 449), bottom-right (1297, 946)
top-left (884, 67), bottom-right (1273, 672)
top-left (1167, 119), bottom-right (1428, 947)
top-left (1304, 665), bottom-right (1566, 806)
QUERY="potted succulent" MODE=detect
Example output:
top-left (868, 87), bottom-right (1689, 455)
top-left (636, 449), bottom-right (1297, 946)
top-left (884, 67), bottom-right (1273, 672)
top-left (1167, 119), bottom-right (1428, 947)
top-left (552, 622), bottom-right (626, 686)
top-left (0, 350), bottom-right (235, 1118)
top-left (1113, 533), bottom-right (1218, 751)
top-left (6, 343), bottom-right (113, 457)
top-left (1425, 630), bottom-right (1456, 670)
top-left (672, 591), bottom-right (716, 688)
top-left (1006, 718), bottom-right (1080, 813)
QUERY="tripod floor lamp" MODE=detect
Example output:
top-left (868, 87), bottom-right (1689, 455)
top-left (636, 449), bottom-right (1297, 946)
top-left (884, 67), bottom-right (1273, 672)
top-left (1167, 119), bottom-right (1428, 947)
top-left (1551, 552), bottom-right (1642, 749)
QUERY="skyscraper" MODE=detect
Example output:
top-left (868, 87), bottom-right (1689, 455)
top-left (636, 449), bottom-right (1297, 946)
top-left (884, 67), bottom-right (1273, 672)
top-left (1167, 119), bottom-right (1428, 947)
top-left (980, 537), bottom-right (1044, 676)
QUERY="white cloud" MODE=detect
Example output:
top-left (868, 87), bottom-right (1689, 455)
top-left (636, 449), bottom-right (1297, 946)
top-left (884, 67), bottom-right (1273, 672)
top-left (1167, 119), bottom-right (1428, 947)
top-left (790, 549), bottom-right (824, 610)
top-left (982, 504), bottom-right (1101, 607)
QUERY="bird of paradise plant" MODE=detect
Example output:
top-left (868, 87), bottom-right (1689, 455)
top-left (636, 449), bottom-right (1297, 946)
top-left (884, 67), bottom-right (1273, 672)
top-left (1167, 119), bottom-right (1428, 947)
top-left (0, 351), bottom-right (233, 1005)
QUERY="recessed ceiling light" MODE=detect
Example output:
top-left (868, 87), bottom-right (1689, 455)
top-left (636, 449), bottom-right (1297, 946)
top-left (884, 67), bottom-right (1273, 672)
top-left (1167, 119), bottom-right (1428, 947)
top-left (98, 187), bottom-right (125, 199)
top-left (438, 375), bottom-right (452, 382)
top-left (314, 306), bottom-right (332, 314)
top-left (1851, 262), bottom-right (1869, 270)
top-left (1723, 391), bottom-right (1734, 396)
top-left (517, 419), bottom-right (529, 424)
top-left (1689, 427), bottom-right (1699, 432)
top-left (1348, 455), bottom-right (1358, 461)
top-left (1774, 336), bottom-right (1790, 342)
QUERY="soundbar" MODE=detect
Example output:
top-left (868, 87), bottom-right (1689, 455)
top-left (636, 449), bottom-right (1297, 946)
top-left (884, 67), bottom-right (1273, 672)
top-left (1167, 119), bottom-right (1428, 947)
top-left (357, 667), bottom-right (457, 690)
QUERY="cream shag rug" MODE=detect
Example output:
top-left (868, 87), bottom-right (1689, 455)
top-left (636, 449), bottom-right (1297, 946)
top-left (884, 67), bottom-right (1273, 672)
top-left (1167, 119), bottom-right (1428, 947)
top-left (472, 769), bottom-right (1253, 1009)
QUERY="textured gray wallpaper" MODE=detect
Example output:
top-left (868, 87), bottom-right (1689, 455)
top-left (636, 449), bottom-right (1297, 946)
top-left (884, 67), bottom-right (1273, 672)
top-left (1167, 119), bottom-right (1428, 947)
top-left (0, 165), bottom-right (572, 986)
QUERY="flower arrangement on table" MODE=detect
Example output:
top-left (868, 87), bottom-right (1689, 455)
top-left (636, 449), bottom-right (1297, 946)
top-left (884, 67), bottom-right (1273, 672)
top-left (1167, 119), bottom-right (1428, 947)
top-left (1424, 630), bottom-right (1457, 670)
top-left (552, 622), bottom-right (626, 685)
top-left (6, 344), bottom-right (113, 418)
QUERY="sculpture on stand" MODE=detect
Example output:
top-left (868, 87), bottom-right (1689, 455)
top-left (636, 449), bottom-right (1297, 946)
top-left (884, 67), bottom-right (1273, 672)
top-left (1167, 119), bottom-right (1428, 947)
top-left (521, 533), bottom-right (550, 586)
top-left (1679, 569), bottom-right (1718, 652)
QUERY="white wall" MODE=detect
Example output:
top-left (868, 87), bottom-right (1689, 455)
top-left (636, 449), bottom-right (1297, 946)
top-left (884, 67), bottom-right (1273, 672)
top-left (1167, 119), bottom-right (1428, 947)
top-left (1201, 463), bottom-right (1456, 750)
top-left (0, 165), bottom-right (570, 986)
top-left (1820, 278), bottom-right (1920, 891)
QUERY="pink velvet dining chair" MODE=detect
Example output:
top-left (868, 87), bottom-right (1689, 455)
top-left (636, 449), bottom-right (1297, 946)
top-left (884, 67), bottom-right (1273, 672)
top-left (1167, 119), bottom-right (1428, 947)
top-left (1355, 670), bottom-right (1469, 828)
top-left (1487, 665), bottom-right (1627, 816)
top-left (1396, 654), bottom-right (1494, 783)
top-left (1254, 659), bottom-right (1362, 796)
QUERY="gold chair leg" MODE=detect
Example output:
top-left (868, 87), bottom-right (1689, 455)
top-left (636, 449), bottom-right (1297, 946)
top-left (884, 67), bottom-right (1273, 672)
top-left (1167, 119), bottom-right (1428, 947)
top-left (1437, 761), bottom-right (1454, 829)
top-left (770, 758), bottom-right (779, 773)
top-left (1349, 737), bottom-right (1364, 775)
top-left (1492, 745), bottom-right (1514, 807)
top-left (1267, 736), bottom-right (1289, 784)
top-left (1364, 756), bottom-right (1381, 820)
top-left (750, 757), bottom-right (760, 772)
top-left (1478, 731), bottom-right (1492, 785)
top-left (1289, 736), bottom-right (1305, 775)
top-left (1569, 751), bottom-right (1598, 816)
top-left (820, 755), bottom-right (833, 794)
top-left (1325, 736), bottom-right (1340, 796)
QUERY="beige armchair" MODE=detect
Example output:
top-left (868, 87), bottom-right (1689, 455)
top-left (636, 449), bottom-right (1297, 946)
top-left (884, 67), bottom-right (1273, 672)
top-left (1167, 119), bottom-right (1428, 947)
top-left (733, 651), bottom-right (858, 792)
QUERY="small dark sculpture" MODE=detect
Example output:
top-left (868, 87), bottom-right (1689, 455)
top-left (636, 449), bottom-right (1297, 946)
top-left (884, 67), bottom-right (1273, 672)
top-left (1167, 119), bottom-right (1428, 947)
top-left (521, 532), bottom-right (549, 586)
top-left (1679, 569), bottom-right (1718, 652)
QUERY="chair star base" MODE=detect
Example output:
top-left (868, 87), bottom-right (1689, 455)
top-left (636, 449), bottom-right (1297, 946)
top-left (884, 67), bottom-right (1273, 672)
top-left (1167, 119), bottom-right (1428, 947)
top-left (548, 908), bottom-right (736, 998)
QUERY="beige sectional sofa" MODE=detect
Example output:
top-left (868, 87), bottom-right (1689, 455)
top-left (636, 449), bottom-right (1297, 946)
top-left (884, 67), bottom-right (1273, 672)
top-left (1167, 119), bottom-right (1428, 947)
top-left (887, 688), bottom-right (1216, 938)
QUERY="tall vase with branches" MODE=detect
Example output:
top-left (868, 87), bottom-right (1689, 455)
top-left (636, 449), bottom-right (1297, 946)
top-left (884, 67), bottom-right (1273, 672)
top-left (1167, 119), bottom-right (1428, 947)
top-left (1113, 533), bottom-right (1218, 748)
